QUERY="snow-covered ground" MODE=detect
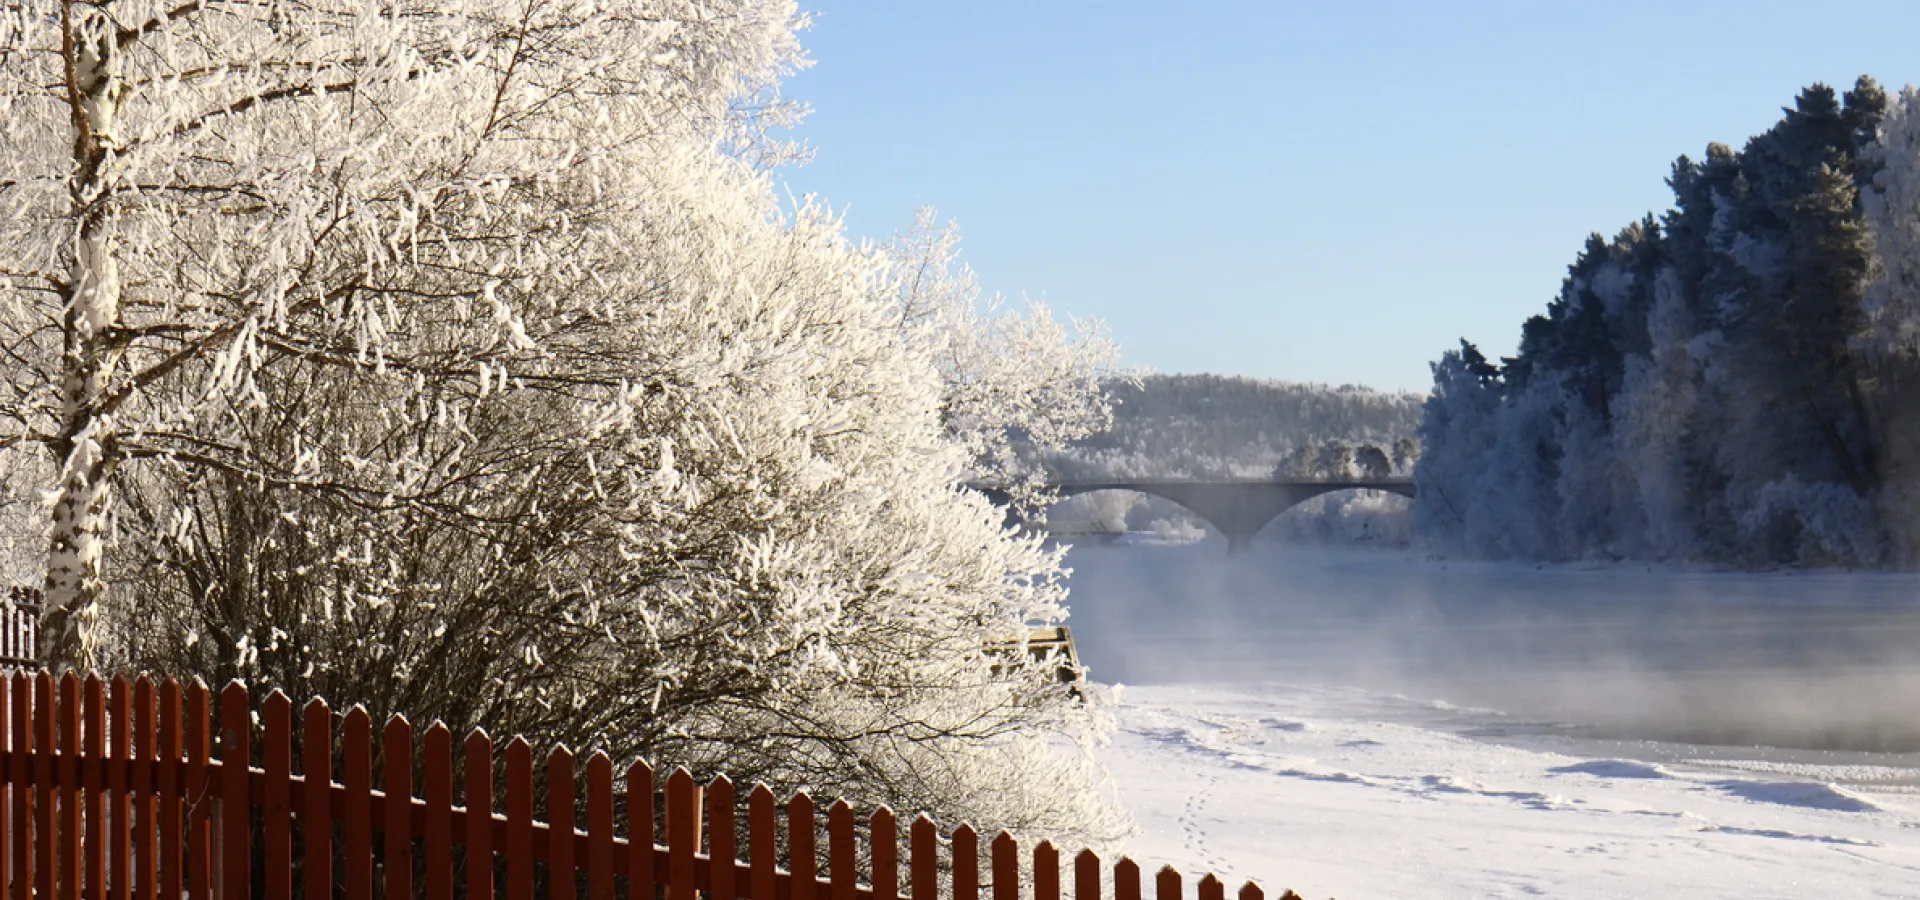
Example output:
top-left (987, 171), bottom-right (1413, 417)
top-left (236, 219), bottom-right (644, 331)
top-left (1064, 540), bottom-right (1920, 898)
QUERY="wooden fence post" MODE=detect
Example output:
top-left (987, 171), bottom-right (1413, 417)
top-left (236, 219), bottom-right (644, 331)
top-left (829, 800), bottom-right (855, 900)
top-left (586, 753), bottom-right (615, 900)
top-left (749, 785), bottom-right (776, 900)
top-left (871, 807), bottom-right (898, 900)
top-left (549, 747), bottom-right (577, 900)
top-left (624, 760), bottom-right (652, 900)
top-left (707, 777), bottom-right (734, 900)
top-left (219, 683), bottom-right (249, 900)
top-left (342, 708), bottom-right (372, 900)
top-left (1114, 858), bottom-right (1141, 900)
top-left (952, 825), bottom-right (977, 900)
top-left (910, 816), bottom-right (936, 900)
top-left (184, 680), bottom-right (209, 900)
top-left (788, 792), bottom-right (815, 900)
top-left (423, 724), bottom-right (454, 900)
top-left (301, 699), bottom-right (332, 900)
top-left (1034, 841), bottom-right (1060, 900)
top-left (9, 672), bottom-right (29, 900)
top-left (1074, 850), bottom-right (1100, 900)
top-left (385, 717), bottom-right (415, 900)
top-left (506, 740), bottom-right (534, 900)
top-left (108, 677), bottom-right (130, 900)
top-left (262, 692), bottom-right (292, 900)
top-left (665, 770), bottom-right (694, 900)
top-left (464, 730), bottom-right (494, 900)
top-left (84, 676), bottom-right (104, 900)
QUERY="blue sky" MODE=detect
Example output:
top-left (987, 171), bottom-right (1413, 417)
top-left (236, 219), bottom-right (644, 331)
top-left (772, 2), bottom-right (1920, 392)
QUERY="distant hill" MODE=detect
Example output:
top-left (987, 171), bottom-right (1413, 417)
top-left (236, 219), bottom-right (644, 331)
top-left (1037, 374), bottom-right (1425, 480)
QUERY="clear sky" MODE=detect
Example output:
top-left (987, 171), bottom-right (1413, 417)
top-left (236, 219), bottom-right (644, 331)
top-left (772, 1), bottom-right (1920, 393)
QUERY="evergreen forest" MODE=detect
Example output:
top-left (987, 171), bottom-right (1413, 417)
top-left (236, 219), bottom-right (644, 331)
top-left (1417, 77), bottom-right (1920, 566)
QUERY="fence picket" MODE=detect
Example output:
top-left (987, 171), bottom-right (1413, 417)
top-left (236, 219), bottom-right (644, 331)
top-left (0, 673), bottom-right (10, 900)
top-left (1033, 842), bottom-right (1059, 900)
top-left (385, 717), bottom-right (414, 900)
top-left (156, 682), bottom-right (180, 900)
top-left (262, 693), bottom-right (291, 900)
top-left (664, 770), bottom-right (694, 900)
top-left (219, 682), bottom-right (249, 900)
top-left (585, 754), bottom-right (614, 900)
top-left (108, 677), bottom-right (129, 900)
top-left (909, 816), bottom-right (935, 900)
top-left (1114, 859), bottom-right (1141, 900)
top-left (788, 792), bottom-right (814, 900)
top-left (748, 786), bottom-right (775, 900)
top-left (83, 676), bottom-right (103, 900)
top-left (131, 678), bottom-right (153, 900)
top-left (184, 681), bottom-right (209, 900)
top-left (992, 833), bottom-right (1018, 900)
top-left (341, 707), bottom-right (372, 900)
top-left (423, 724), bottom-right (453, 900)
top-left (1197, 875), bottom-right (1222, 900)
top-left (952, 826), bottom-right (977, 900)
top-left (829, 800), bottom-right (854, 900)
top-left (623, 761), bottom-right (652, 900)
top-left (9, 673), bottom-right (28, 900)
top-left (545, 748), bottom-right (572, 900)
top-left (549, 747), bottom-right (577, 900)
top-left (464, 730), bottom-right (495, 900)
top-left (1155, 867), bottom-right (1179, 900)
top-left (32, 674), bottom-right (48, 900)
top-left (59, 673), bottom-right (79, 900)
top-left (1074, 851), bottom-right (1099, 900)
top-left (706, 776), bottom-right (733, 900)
top-left (301, 699), bottom-right (332, 900)
top-left (870, 807), bottom-right (898, 900)
top-left (1236, 883), bottom-right (1263, 900)
top-left (506, 740), bottom-right (534, 900)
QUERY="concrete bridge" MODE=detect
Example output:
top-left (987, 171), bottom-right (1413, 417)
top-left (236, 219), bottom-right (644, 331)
top-left (968, 479), bottom-right (1417, 553)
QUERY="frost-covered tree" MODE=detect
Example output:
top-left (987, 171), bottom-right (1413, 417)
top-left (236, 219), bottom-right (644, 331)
top-left (1353, 445), bottom-right (1391, 479)
top-left (1411, 342), bottom-right (1501, 556)
top-left (1859, 84), bottom-right (1920, 557)
top-left (1, 0), bottom-right (1125, 845)
top-left (1413, 79), bottom-right (1894, 567)
top-left (881, 209), bottom-right (1119, 501)
top-left (2, 0), bottom-right (812, 667)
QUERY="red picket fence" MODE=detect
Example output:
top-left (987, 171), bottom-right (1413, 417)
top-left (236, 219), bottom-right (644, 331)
top-left (0, 670), bottom-right (1303, 900)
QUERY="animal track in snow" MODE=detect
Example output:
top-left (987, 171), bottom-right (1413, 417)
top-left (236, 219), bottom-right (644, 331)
top-left (1177, 773), bottom-right (1233, 876)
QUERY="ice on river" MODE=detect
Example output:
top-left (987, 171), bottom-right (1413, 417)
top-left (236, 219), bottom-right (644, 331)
top-left (1065, 540), bottom-right (1920, 898)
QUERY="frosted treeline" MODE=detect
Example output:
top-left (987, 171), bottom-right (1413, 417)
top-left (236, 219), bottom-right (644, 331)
top-left (0, 0), bottom-right (1123, 846)
top-left (1418, 78), bottom-right (1920, 567)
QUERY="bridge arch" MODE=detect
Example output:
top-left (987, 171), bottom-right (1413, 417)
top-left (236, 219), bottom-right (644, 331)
top-left (968, 480), bottom-right (1417, 553)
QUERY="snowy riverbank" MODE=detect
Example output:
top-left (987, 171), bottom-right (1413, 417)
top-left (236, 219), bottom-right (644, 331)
top-left (1101, 682), bottom-right (1920, 899)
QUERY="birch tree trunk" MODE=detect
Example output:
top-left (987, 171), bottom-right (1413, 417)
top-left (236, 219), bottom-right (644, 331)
top-left (42, 1), bottom-right (125, 673)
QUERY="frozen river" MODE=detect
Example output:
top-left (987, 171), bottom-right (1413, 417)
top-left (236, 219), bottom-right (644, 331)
top-left (1065, 540), bottom-right (1920, 897)
top-left (1064, 540), bottom-right (1920, 753)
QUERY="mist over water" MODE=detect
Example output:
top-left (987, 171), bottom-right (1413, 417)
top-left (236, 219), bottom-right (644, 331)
top-left (1062, 540), bottom-right (1920, 755)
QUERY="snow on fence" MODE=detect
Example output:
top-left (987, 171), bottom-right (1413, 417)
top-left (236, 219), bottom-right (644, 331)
top-left (0, 671), bottom-right (1303, 900)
